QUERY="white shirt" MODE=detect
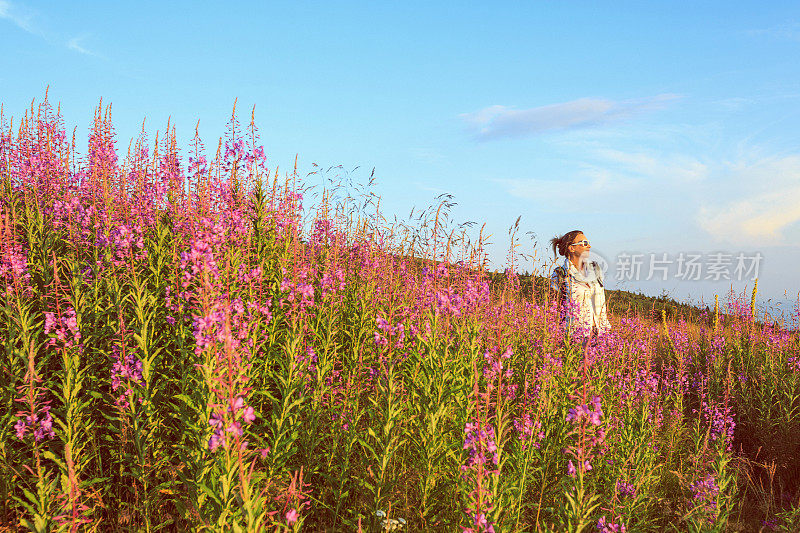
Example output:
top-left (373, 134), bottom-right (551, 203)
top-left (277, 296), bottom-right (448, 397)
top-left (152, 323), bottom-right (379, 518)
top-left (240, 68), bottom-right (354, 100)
top-left (550, 258), bottom-right (611, 333)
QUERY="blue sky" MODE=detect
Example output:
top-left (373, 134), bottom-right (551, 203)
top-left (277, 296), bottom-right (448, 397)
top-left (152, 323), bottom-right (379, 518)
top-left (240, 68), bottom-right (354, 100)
top-left (2, 1), bottom-right (800, 320)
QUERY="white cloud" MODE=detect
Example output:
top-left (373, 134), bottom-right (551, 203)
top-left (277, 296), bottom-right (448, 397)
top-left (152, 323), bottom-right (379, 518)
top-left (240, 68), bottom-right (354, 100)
top-left (593, 148), bottom-right (709, 183)
top-left (494, 168), bottom-right (638, 212)
top-left (460, 94), bottom-right (680, 141)
top-left (1, 2), bottom-right (98, 56)
top-left (494, 145), bottom-right (709, 215)
top-left (697, 155), bottom-right (800, 244)
top-left (67, 35), bottom-right (95, 56)
top-left (0, 0), bottom-right (35, 33)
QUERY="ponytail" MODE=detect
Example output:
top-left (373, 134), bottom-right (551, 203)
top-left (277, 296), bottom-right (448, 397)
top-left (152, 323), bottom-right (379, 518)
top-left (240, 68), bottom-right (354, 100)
top-left (549, 230), bottom-right (583, 258)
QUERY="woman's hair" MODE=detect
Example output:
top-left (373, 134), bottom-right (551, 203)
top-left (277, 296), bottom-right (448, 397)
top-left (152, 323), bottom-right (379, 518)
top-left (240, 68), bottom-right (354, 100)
top-left (550, 230), bottom-right (583, 258)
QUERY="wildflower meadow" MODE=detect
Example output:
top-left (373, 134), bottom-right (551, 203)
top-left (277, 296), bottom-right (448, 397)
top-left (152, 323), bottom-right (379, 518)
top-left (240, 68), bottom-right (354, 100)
top-left (1, 96), bottom-right (799, 532)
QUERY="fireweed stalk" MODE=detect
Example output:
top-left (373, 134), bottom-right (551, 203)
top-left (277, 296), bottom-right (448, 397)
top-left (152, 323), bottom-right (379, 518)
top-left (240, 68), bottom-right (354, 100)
top-left (12, 304), bottom-right (57, 531)
top-left (360, 307), bottom-right (408, 527)
top-left (1, 187), bottom-right (59, 530)
top-left (408, 312), bottom-right (479, 527)
top-left (559, 392), bottom-right (605, 532)
top-left (460, 345), bottom-right (506, 533)
top-left (50, 258), bottom-right (95, 530)
top-left (177, 206), bottom-right (269, 529)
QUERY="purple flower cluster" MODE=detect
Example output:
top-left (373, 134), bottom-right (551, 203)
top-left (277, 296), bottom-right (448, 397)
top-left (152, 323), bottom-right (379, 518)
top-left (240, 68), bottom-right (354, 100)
top-left (164, 284), bottom-right (183, 326)
top-left (111, 346), bottom-right (144, 409)
top-left (295, 344), bottom-right (319, 388)
top-left (310, 218), bottom-right (345, 248)
top-left (566, 459), bottom-right (591, 477)
top-left (482, 347), bottom-right (513, 383)
top-left (87, 116), bottom-right (119, 173)
top-left (208, 396), bottom-right (257, 451)
top-left (461, 420), bottom-right (499, 533)
top-left (413, 264), bottom-right (490, 321)
top-left (0, 245), bottom-right (31, 290)
top-left (597, 515), bottom-right (627, 532)
top-left (180, 218), bottom-right (226, 286)
top-left (616, 480), bottom-right (636, 499)
top-left (435, 287), bottom-right (465, 317)
top-left (668, 324), bottom-right (694, 355)
top-left (429, 275), bottom-right (490, 318)
top-left (463, 512), bottom-right (495, 533)
top-left (44, 307), bottom-right (81, 349)
top-left (191, 297), bottom-right (267, 359)
top-left (513, 413), bottom-right (544, 449)
top-left (535, 353), bottom-right (563, 387)
top-left (97, 224), bottom-right (146, 266)
top-left (462, 421), bottom-right (499, 471)
top-left (565, 396), bottom-right (607, 477)
top-left (280, 273), bottom-right (316, 313)
top-left (48, 196), bottom-right (106, 250)
top-left (374, 316), bottom-right (407, 350)
top-left (689, 474), bottom-right (719, 516)
top-left (617, 369), bottom-right (660, 407)
top-left (702, 402), bottom-right (736, 450)
top-left (566, 396), bottom-right (604, 426)
top-left (14, 404), bottom-right (55, 442)
top-left (320, 267), bottom-right (346, 299)
top-left (709, 334), bottom-right (726, 359)
top-left (174, 214), bottom-right (266, 455)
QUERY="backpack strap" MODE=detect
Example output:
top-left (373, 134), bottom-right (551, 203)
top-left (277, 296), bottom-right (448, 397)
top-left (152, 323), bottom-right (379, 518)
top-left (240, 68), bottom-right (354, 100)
top-left (554, 265), bottom-right (569, 301)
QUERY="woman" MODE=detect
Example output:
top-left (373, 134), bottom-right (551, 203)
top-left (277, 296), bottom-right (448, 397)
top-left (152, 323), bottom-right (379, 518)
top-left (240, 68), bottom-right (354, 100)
top-left (549, 230), bottom-right (611, 336)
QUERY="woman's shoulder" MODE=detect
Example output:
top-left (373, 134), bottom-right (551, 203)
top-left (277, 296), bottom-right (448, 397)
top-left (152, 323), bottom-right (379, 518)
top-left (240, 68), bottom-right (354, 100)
top-left (551, 264), bottom-right (567, 279)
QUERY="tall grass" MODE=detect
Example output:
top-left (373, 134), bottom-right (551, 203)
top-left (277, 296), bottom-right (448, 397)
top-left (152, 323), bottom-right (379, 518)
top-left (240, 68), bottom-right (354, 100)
top-left (1, 96), bottom-right (799, 532)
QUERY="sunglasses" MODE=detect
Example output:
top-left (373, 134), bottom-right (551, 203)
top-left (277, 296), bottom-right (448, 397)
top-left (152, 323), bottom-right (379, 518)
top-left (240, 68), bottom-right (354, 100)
top-left (570, 240), bottom-right (589, 247)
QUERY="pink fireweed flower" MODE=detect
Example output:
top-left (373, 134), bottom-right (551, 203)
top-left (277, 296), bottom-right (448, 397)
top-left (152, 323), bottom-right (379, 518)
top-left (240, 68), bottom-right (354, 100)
top-left (704, 402), bottom-right (736, 450)
top-left (286, 509), bottom-right (298, 525)
top-left (0, 245), bottom-right (32, 289)
top-left (482, 347), bottom-right (514, 383)
top-left (44, 307), bottom-right (81, 350)
top-left (225, 421), bottom-right (243, 436)
top-left (565, 396), bottom-right (607, 477)
top-left (320, 268), bottom-right (345, 298)
top-left (513, 414), bottom-right (544, 449)
top-left (374, 331), bottom-right (389, 347)
top-left (98, 224), bottom-right (147, 266)
top-left (110, 346), bottom-right (144, 409)
top-left (279, 273), bottom-right (317, 315)
top-left (689, 474), bottom-right (720, 518)
top-left (376, 316), bottom-right (390, 332)
top-left (616, 480), bottom-right (636, 499)
top-left (597, 516), bottom-right (627, 532)
top-left (207, 395), bottom-right (258, 452)
top-left (295, 345), bottom-right (319, 388)
top-left (566, 396), bottom-right (603, 427)
top-left (14, 405), bottom-right (55, 442)
top-left (461, 420), bottom-right (499, 533)
top-left (208, 432), bottom-right (225, 452)
top-left (14, 419), bottom-right (27, 439)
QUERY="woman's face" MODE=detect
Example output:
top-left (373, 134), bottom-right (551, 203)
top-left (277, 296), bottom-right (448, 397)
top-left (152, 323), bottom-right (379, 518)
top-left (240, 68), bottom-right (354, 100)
top-left (568, 232), bottom-right (591, 260)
